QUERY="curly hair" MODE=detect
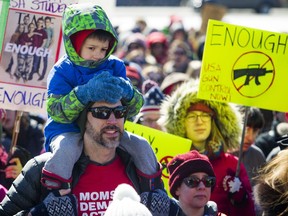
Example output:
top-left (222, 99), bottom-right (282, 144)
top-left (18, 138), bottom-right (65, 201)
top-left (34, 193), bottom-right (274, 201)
top-left (254, 149), bottom-right (288, 216)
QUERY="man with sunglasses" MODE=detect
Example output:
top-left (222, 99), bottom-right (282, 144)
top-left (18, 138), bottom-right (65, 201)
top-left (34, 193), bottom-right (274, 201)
top-left (0, 100), bottom-right (164, 215)
top-left (167, 150), bottom-right (225, 216)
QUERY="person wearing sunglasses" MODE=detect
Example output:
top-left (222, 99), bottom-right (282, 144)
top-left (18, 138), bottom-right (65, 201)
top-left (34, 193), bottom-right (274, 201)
top-left (0, 99), bottom-right (164, 215)
top-left (167, 150), bottom-right (226, 216)
top-left (41, 3), bottom-right (153, 194)
top-left (159, 79), bottom-right (256, 215)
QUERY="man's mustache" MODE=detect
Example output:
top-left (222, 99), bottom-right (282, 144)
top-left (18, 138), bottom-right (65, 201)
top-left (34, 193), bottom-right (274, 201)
top-left (101, 125), bottom-right (121, 133)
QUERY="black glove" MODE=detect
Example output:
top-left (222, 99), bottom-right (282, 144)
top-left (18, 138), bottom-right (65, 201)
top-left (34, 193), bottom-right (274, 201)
top-left (74, 71), bottom-right (123, 105)
top-left (29, 191), bottom-right (77, 216)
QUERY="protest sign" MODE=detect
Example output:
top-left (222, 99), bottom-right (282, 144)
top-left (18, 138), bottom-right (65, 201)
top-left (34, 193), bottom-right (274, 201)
top-left (0, 0), bottom-right (78, 113)
top-left (198, 19), bottom-right (288, 112)
top-left (125, 121), bottom-right (192, 195)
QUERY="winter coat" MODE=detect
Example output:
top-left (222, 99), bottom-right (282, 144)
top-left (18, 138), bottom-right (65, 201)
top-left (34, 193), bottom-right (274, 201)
top-left (210, 152), bottom-right (255, 216)
top-left (0, 141), bottom-right (163, 215)
top-left (174, 199), bottom-right (223, 216)
top-left (254, 123), bottom-right (282, 158)
top-left (232, 145), bottom-right (266, 187)
top-left (158, 80), bottom-right (255, 216)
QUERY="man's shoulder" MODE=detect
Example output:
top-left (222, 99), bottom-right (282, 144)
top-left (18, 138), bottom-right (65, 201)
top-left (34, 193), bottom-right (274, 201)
top-left (122, 131), bottom-right (149, 144)
top-left (244, 145), bottom-right (266, 164)
top-left (25, 152), bottom-right (51, 169)
top-left (255, 130), bottom-right (275, 142)
top-left (248, 145), bottom-right (265, 157)
top-left (17, 153), bottom-right (51, 187)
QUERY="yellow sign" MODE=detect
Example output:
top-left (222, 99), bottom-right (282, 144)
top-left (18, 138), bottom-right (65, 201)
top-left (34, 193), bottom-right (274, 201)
top-left (198, 19), bottom-right (288, 112)
top-left (124, 121), bottom-right (192, 196)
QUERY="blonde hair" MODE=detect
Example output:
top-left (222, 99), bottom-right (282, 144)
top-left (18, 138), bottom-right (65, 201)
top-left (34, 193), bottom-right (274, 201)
top-left (159, 79), bottom-right (241, 152)
top-left (204, 118), bottom-right (225, 158)
top-left (254, 149), bottom-right (288, 216)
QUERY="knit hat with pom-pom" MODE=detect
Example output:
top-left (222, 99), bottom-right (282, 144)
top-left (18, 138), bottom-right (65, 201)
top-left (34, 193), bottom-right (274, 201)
top-left (104, 184), bottom-right (152, 216)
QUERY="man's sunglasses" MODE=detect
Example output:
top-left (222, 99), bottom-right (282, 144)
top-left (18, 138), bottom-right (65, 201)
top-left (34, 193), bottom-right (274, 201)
top-left (183, 176), bottom-right (216, 188)
top-left (88, 106), bottom-right (128, 119)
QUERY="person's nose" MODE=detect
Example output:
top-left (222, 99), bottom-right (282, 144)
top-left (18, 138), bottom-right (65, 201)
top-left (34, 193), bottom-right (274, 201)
top-left (94, 51), bottom-right (105, 60)
top-left (245, 132), bottom-right (253, 143)
top-left (106, 112), bottom-right (117, 124)
top-left (150, 122), bottom-right (158, 129)
top-left (195, 115), bottom-right (204, 123)
top-left (92, 52), bottom-right (101, 60)
top-left (197, 181), bottom-right (206, 190)
top-left (245, 128), bottom-right (256, 143)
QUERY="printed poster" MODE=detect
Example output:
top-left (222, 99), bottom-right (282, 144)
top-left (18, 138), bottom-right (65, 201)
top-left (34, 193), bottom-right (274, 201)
top-left (198, 19), bottom-right (288, 112)
top-left (125, 121), bottom-right (192, 196)
top-left (0, 0), bottom-right (78, 113)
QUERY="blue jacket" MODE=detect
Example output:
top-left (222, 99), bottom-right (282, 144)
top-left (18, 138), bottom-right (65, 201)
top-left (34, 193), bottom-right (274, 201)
top-left (44, 54), bottom-right (126, 149)
top-left (44, 4), bottom-right (144, 150)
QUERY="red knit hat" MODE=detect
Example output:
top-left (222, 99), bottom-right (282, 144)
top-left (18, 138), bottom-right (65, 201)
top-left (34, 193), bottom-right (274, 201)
top-left (188, 102), bottom-right (214, 115)
top-left (70, 30), bottom-right (95, 55)
top-left (167, 150), bottom-right (215, 199)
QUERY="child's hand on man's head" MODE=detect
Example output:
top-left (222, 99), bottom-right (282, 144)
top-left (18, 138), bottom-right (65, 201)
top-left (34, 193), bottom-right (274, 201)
top-left (118, 77), bottom-right (134, 102)
top-left (75, 71), bottom-right (124, 105)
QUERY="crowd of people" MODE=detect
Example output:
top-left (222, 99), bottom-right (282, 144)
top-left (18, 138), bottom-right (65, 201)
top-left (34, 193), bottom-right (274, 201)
top-left (0, 1), bottom-right (288, 215)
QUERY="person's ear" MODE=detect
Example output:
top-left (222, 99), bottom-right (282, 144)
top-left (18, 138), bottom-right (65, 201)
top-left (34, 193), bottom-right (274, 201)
top-left (175, 186), bottom-right (181, 197)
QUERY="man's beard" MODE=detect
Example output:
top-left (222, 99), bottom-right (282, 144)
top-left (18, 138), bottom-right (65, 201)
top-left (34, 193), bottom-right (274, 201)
top-left (86, 123), bottom-right (123, 149)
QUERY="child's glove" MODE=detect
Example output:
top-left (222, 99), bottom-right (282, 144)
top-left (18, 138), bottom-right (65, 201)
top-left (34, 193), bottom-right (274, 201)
top-left (29, 191), bottom-right (77, 216)
top-left (118, 77), bottom-right (134, 102)
top-left (223, 175), bottom-right (248, 205)
top-left (74, 71), bottom-right (123, 105)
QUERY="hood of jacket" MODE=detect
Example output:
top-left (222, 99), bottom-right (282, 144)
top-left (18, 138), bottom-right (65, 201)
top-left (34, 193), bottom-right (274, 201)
top-left (159, 79), bottom-right (241, 151)
top-left (62, 4), bottom-right (118, 67)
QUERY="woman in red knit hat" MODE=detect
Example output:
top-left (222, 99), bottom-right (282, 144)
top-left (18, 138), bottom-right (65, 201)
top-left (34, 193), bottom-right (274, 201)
top-left (167, 150), bottom-right (226, 216)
